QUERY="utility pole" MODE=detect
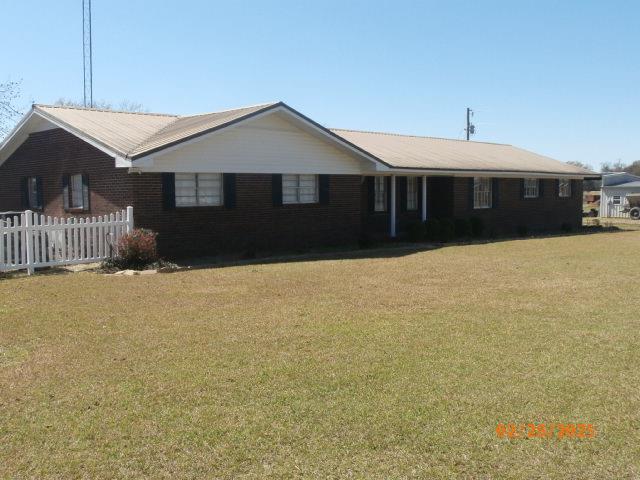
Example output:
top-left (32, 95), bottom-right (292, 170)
top-left (83, 0), bottom-right (93, 107)
top-left (465, 107), bottom-right (475, 141)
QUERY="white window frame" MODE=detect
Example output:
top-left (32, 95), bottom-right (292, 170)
top-left (175, 173), bottom-right (223, 207)
top-left (374, 176), bottom-right (387, 212)
top-left (27, 176), bottom-right (41, 209)
top-left (473, 177), bottom-right (492, 209)
top-left (406, 177), bottom-right (418, 211)
top-left (524, 178), bottom-right (539, 198)
top-left (612, 195), bottom-right (621, 206)
top-left (559, 179), bottom-right (571, 198)
top-left (282, 174), bottom-right (319, 204)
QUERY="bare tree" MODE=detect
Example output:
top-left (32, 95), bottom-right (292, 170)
top-left (601, 159), bottom-right (627, 173)
top-left (566, 160), bottom-right (594, 171)
top-left (0, 80), bottom-right (23, 138)
top-left (54, 98), bottom-right (147, 113)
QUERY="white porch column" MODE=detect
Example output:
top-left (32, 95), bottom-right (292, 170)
top-left (421, 175), bottom-right (427, 222)
top-left (390, 175), bottom-right (397, 237)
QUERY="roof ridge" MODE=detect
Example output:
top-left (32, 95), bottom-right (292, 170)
top-left (34, 104), bottom-right (178, 118)
top-left (331, 127), bottom-right (511, 146)
top-left (125, 116), bottom-right (185, 155)
top-left (129, 102), bottom-right (281, 157)
top-left (178, 101), bottom-right (280, 119)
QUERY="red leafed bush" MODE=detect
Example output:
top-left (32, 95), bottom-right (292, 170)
top-left (115, 228), bottom-right (158, 269)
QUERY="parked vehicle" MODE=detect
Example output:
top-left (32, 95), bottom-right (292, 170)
top-left (624, 194), bottom-right (640, 220)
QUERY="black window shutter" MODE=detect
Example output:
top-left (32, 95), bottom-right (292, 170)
top-left (571, 180), bottom-right (579, 199)
top-left (319, 174), bottom-right (330, 204)
top-left (20, 177), bottom-right (29, 209)
top-left (82, 174), bottom-right (90, 211)
top-left (468, 177), bottom-right (475, 210)
top-left (520, 178), bottom-right (525, 200)
top-left (492, 178), bottom-right (500, 209)
top-left (385, 176), bottom-right (391, 212)
top-left (36, 177), bottom-right (43, 209)
top-left (62, 175), bottom-right (70, 211)
top-left (161, 173), bottom-right (176, 210)
top-left (366, 176), bottom-right (375, 212)
top-left (399, 177), bottom-right (408, 212)
top-left (539, 179), bottom-right (545, 198)
top-left (223, 173), bottom-right (236, 209)
top-left (555, 179), bottom-right (560, 197)
top-left (272, 174), bottom-right (282, 207)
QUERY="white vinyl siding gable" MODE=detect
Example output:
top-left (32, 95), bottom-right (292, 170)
top-left (149, 113), bottom-right (374, 175)
top-left (175, 173), bottom-right (222, 207)
top-left (282, 174), bottom-right (318, 204)
top-left (473, 177), bottom-right (492, 209)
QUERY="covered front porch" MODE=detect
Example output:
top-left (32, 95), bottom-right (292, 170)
top-left (363, 174), bottom-right (454, 238)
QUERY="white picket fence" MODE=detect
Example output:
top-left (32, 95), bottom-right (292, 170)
top-left (0, 206), bottom-right (133, 274)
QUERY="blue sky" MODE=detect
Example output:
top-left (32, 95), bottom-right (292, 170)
top-left (3, 0), bottom-right (639, 169)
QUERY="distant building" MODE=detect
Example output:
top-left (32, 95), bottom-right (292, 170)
top-left (600, 172), bottom-right (640, 218)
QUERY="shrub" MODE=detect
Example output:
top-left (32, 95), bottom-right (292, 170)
top-left (454, 218), bottom-right (472, 238)
top-left (516, 225), bottom-right (529, 237)
top-left (439, 219), bottom-right (455, 242)
top-left (114, 228), bottom-right (158, 269)
top-left (470, 216), bottom-right (485, 237)
top-left (424, 219), bottom-right (441, 242)
top-left (358, 232), bottom-right (373, 249)
top-left (560, 222), bottom-right (573, 233)
top-left (406, 221), bottom-right (427, 242)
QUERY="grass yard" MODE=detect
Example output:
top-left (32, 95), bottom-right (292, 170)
top-left (2, 231), bottom-right (640, 478)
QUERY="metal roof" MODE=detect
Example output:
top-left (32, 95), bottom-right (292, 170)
top-left (34, 102), bottom-right (278, 159)
top-left (35, 105), bottom-right (177, 158)
top-left (331, 129), bottom-right (595, 176)
top-left (604, 181), bottom-right (640, 188)
top-left (23, 102), bottom-right (598, 177)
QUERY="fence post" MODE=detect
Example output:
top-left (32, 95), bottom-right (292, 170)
top-left (24, 210), bottom-right (34, 275)
top-left (126, 206), bottom-right (134, 233)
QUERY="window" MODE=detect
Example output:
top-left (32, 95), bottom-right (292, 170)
top-left (175, 173), bottom-right (223, 207)
top-left (70, 174), bottom-right (84, 208)
top-left (612, 195), bottom-right (621, 205)
top-left (282, 174), bottom-right (318, 204)
top-left (473, 177), bottom-right (492, 209)
top-left (26, 176), bottom-right (42, 209)
top-left (374, 177), bottom-right (387, 212)
top-left (406, 177), bottom-right (418, 211)
top-left (63, 173), bottom-right (88, 210)
top-left (524, 178), bottom-right (539, 198)
top-left (559, 179), bottom-right (571, 197)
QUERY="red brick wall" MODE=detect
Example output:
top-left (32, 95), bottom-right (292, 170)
top-left (131, 173), bottom-right (363, 257)
top-left (362, 176), bottom-right (583, 237)
top-left (0, 129), bottom-right (134, 216)
top-left (452, 177), bottom-right (583, 235)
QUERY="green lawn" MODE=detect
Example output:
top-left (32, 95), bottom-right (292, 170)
top-left (1, 231), bottom-right (640, 478)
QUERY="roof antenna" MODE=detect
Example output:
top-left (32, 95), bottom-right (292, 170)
top-left (83, 0), bottom-right (93, 108)
top-left (465, 107), bottom-right (476, 141)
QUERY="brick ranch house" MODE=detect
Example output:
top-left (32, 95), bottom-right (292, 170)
top-left (0, 102), bottom-right (597, 257)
